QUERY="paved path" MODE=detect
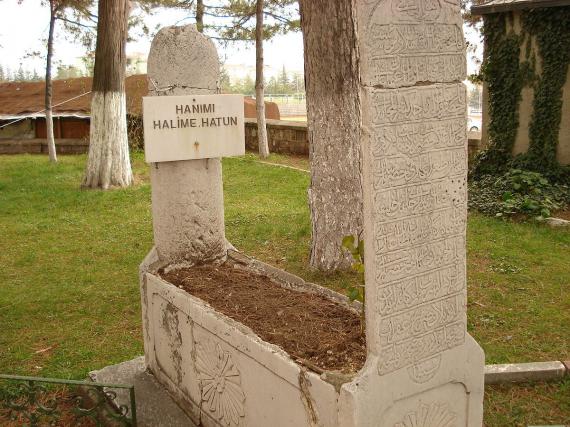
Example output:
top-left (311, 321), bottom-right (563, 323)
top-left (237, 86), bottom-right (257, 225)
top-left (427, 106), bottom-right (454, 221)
top-left (90, 357), bottom-right (196, 427)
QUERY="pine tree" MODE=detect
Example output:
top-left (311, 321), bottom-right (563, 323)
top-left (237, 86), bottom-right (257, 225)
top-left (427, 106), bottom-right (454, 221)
top-left (300, 0), bottom-right (363, 271)
top-left (267, 76), bottom-right (279, 94)
top-left (16, 64), bottom-right (26, 81)
top-left (17, 0), bottom-right (94, 163)
top-left (56, 64), bottom-right (68, 79)
top-left (254, 0), bottom-right (270, 158)
top-left (220, 66), bottom-right (232, 93)
top-left (278, 65), bottom-right (289, 93)
top-left (82, 0), bottom-right (133, 189)
top-left (243, 75), bottom-right (255, 95)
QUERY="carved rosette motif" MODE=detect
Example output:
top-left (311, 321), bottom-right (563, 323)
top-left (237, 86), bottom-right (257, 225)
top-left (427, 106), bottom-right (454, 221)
top-left (394, 402), bottom-right (458, 427)
top-left (195, 340), bottom-right (246, 426)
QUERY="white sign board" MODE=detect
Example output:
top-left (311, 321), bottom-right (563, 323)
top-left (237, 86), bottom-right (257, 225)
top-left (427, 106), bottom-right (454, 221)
top-left (143, 94), bottom-right (245, 163)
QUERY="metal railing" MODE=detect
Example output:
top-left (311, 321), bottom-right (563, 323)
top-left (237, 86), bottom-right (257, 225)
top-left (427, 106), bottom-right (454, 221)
top-left (255, 94), bottom-right (308, 117)
top-left (0, 374), bottom-right (136, 426)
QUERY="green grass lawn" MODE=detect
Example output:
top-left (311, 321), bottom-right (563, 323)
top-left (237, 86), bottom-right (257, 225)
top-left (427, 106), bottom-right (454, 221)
top-left (1, 153), bottom-right (568, 426)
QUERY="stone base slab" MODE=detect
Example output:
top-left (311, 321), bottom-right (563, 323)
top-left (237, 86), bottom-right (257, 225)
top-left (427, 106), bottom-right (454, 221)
top-left (89, 356), bottom-right (570, 427)
top-left (544, 217), bottom-right (570, 227)
top-left (89, 357), bottom-right (196, 427)
top-left (484, 361), bottom-right (568, 385)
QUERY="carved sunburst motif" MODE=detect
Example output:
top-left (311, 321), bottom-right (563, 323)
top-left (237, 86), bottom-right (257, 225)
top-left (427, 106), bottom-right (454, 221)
top-left (394, 402), bottom-right (458, 427)
top-left (195, 340), bottom-right (246, 426)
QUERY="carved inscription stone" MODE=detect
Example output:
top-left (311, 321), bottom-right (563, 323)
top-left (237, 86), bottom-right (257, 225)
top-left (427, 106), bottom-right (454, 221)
top-left (360, 0), bottom-right (465, 88)
top-left (357, 0), bottom-right (468, 379)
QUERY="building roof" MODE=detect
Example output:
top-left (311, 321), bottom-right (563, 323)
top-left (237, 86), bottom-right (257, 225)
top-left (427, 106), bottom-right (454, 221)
top-left (0, 75), bottom-right (148, 119)
top-left (471, 0), bottom-right (570, 15)
top-left (0, 75), bottom-right (281, 121)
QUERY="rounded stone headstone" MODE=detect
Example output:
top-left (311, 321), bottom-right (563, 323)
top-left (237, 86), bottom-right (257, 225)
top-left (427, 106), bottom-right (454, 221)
top-left (147, 25), bottom-right (226, 264)
top-left (148, 25), bottom-right (220, 96)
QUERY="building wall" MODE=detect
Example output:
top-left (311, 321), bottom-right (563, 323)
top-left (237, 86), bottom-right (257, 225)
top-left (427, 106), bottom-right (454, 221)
top-left (513, 86), bottom-right (534, 157)
top-left (2, 119), bottom-right (483, 161)
top-left (245, 119), bottom-right (481, 159)
top-left (245, 119), bottom-right (309, 155)
top-left (0, 118), bottom-right (35, 139)
top-left (482, 10), bottom-right (570, 165)
top-left (0, 139), bottom-right (89, 155)
top-left (558, 76), bottom-right (570, 164)
top-left (35, 117), bottom-right (90, 139)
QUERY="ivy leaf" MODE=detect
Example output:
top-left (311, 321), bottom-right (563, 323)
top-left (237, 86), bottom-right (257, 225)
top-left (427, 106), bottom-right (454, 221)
top-left (348, 288), bottom-right (360, 302)
top-left (358, 240), bottom-right (365, 259)
top-left (342, 235), bottom-right (355, 251)
top-left (353, 263), bottom-right (365, 274)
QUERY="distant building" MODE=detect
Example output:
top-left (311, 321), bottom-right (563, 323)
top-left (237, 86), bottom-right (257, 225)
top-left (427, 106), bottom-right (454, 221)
top-left (0, 75), bottom-right (147, 143)
top-left (0, 75), bottom-right (279, 153)
top-left (127, 53), bottom-right (148, 76)
top-left (472, 0), bottom-right (570, 165)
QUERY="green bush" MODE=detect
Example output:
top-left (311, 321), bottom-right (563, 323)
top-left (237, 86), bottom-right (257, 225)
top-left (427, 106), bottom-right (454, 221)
top-left (127, 115), bottom-right (144, 152)
top-left (469, 169), bottom-right (570, 219)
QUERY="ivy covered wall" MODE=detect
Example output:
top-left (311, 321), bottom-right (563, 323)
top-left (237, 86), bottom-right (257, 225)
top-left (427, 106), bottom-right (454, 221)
top-left (477, 7), bottom-right (570, 179)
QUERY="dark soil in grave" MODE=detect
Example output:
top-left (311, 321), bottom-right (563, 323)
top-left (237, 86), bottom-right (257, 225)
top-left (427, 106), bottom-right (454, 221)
top-left (160, 263), bottom-right (366, 373)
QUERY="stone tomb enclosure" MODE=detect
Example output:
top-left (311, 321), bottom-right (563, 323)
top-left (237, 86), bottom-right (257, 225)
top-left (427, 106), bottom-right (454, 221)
top-left (142, 250), bottom-right (368, 427)
top-left (140, 0), bottom-right (485, 424)
top-left (158, 261), bottom-right (366, 373)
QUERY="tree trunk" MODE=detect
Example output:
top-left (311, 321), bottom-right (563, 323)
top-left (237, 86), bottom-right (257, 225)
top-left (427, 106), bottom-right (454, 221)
top-left (299, 0), bottom-right (363, 271)
top-left (45, 3), bottom-right (57, 163)
top-left (196, 0), bottom-right (204, 33)
top-left (82, 0), bottom-right (133, 189)
top-left (255, 0), bottom-right (269, 159)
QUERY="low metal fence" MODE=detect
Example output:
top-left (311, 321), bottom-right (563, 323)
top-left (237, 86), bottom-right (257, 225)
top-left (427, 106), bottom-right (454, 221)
top-left (0, 374), bottom-right (136, 426)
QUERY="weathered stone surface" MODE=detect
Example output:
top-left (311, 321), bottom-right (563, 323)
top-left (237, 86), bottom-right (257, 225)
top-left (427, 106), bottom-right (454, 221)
top-left (141, 6), bottom-right (484, 425)
top-left (89, 357), bottom-right (197, 427)
top-left (150, 159), bottom-right (226, 264)
top-left (244, 118), bottom-right (309, 155)
top-left (141, 265), bottom-right (347, 427)
top-left (545, 217), bottom-right (570, 227)
top-left (485, 361), bottom-right (567, 384)
top-left (147, 25), bottom-right (226, 264)
top-left (358, 1), bottom-right (465, 88)
top-left (335, 0), bottom-right (485, 425)
top-left (147, 25), bottom-right (219, 97)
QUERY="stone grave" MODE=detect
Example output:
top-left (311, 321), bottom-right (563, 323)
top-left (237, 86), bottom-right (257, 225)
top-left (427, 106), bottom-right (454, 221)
top-left (346, 0), bottom-right (485, 425)
top-left (139, 1), bottom-right (484, 424)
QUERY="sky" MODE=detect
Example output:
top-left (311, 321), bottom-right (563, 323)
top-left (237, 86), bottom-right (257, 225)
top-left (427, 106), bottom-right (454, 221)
top-left (0, 1), bottom-right (482, 79)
